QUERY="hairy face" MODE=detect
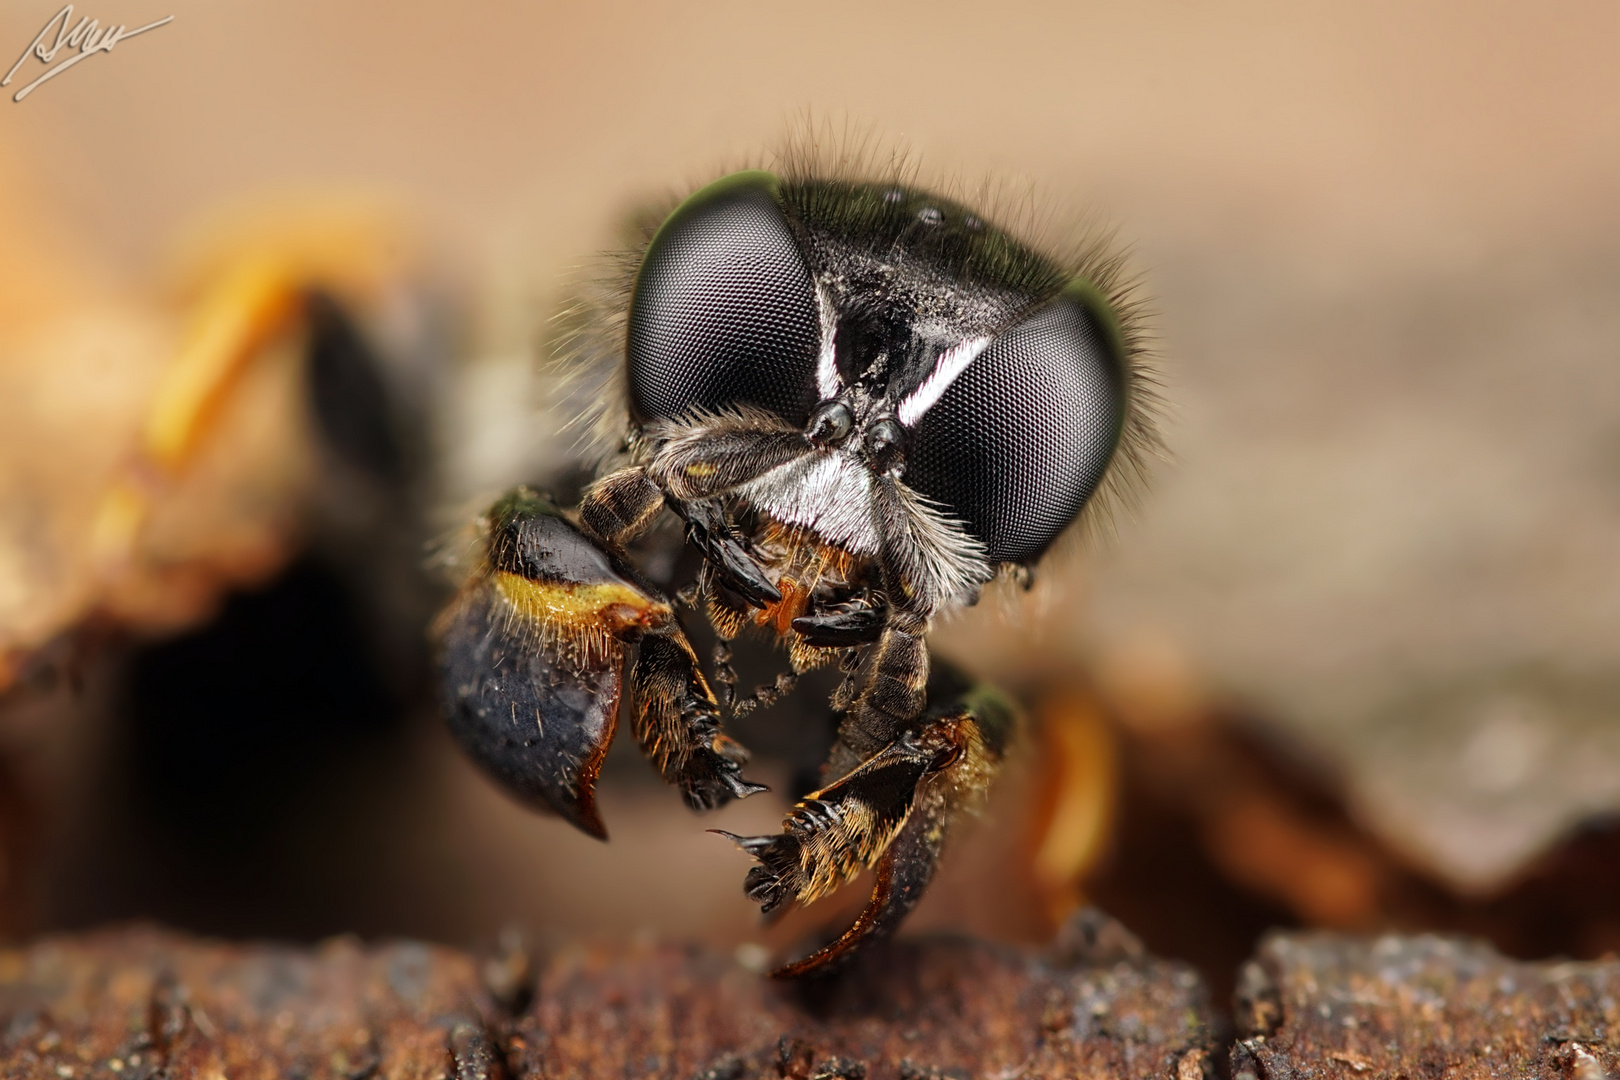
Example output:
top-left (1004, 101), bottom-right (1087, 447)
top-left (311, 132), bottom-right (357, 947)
top-left (625, 170), bottom-right (1136, 569)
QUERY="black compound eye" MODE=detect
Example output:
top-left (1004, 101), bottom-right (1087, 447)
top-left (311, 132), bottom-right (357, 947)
top-left (627, 171), bottom-right (821, 428)
top-left (901, 284), bottom-right (1126, 564)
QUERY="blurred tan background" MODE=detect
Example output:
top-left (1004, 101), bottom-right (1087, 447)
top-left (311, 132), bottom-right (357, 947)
top-left (2, 0), bottom-right (1619, 971)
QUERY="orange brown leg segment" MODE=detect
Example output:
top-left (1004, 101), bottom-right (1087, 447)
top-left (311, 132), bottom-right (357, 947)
top-left (721, 671), bottom-right (1017, 978)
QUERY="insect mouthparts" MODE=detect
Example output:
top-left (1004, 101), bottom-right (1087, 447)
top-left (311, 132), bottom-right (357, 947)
top-left (437, 153), bottom-right (1156, 978)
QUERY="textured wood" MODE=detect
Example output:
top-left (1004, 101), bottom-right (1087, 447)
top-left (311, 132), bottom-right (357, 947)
top-left (1234, 931), bottom-right (1620, 1080)
top-left (0, 917), bottom-right (1215, 1080)
top-left (13, 922), bottom-right (1620, 1079)
top-left (0, 928), bottom-right (495, 1080)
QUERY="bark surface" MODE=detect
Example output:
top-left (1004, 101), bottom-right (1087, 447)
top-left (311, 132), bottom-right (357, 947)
top-left (0, 919), bottom-right (1215, 1080)
top-left (1234, 931), bottom-right (1620, 1080)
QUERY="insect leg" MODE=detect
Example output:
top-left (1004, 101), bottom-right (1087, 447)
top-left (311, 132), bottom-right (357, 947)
top-left (436, 489), bottom-right (672, 838)
top-left (644, 411), bottom-right (809, 503)
top-left (579, 466), bottom-right (667, 549)
top-left (632, 625), bottom-right (769, 810)
top-left (730, 670), bottom-right (798, 720)
top-left (697, 565), bottom-right (745, 710)
top-left (581, 453), bottom-right (796, 609)
top-left (581, 460), bottom-right (782, 607)
top-left (719, 666), bottom-right (1017, 978)
top-left (712, 638), bottom-right (738, 710)
top-left (820, 473), bottom-right (987, 779)
top-left (643, 412), bottom-right (814, 606)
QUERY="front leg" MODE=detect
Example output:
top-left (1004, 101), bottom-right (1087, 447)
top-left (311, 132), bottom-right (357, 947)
top-left (819, 471), bottom-right (991, 779)
top-left (825, 623), bottom-right (931, 779)
top-left (436, 489), bottom-right (767, 839)
top-left (581, 466), bottom-right (782, 606)
top-left (633, 628), bottom-right (768, 810)
top-left (437, 489), bottom-right (669, 838)
top-left (670, 499), bottom-right (781, 607)
top-left (578, 465), bottom-right (667, 549)
top-left (722, 665), bottom-right (1017, 978)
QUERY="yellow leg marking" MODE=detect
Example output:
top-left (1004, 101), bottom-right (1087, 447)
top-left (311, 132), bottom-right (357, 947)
top-left (144, 258), bottom-right (303, 471)
top-left (493, 571), bottom-right (666, 634)
top-left (492, 570), bottom-right (669, 669)
top-left (90, 258), bottom-right (304, 568)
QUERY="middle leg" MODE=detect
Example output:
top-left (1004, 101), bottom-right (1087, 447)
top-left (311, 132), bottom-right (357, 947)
top-left (721, 663), bottom-right (1017, 977)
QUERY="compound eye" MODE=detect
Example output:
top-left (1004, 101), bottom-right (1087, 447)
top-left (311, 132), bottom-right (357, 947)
top-left (901, 285), bottom-right (1127, 563)
top-left (627, 171), bottom-right (821, 428)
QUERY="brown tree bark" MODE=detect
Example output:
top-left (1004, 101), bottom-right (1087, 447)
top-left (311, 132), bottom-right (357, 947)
top-left (0, 915), bottom-right (1215, 1080)
top-left (1235, 931), bottom-right (1620, 1080)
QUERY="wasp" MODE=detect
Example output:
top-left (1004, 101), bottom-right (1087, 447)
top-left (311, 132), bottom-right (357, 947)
top-left (435, 156), bottom-right (1154, 977)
